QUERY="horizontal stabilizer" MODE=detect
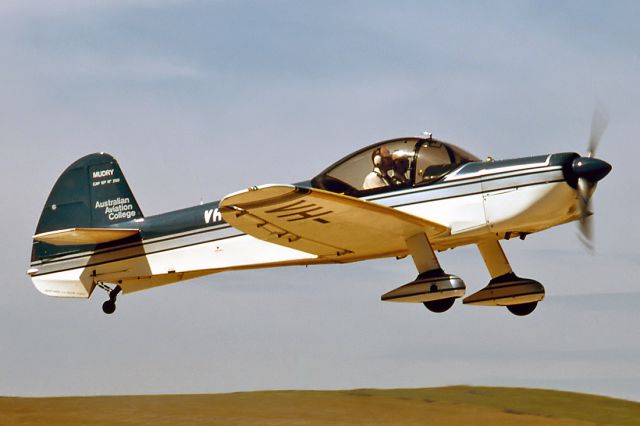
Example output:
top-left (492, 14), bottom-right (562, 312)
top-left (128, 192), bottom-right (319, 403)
top-left (33, 228), bottom-right (139, 246)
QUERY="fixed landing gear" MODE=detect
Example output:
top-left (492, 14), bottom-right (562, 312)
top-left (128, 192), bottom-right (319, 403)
top-left (423, 297), bottom-right (456, 313)
top-left (469, 240), bottom-right (545, 316)
top-left (507, 302), bottom-right (538, 316)
top-left (97, 282), bottom-right (121, 315)
top-left (463, 273), bottom-right (544, 317)
top-left (381, 233), bottom-right (466, 313)
top-left (382, 270), bottom-right (466, 311)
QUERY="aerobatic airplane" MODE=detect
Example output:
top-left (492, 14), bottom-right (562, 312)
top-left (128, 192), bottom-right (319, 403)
top-left (28, 124), bottom-right (611, 316)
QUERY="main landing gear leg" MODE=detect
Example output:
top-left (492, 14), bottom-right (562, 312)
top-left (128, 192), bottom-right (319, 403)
top-left (408, 233), bottom-right (455, 313)
top-left (381, 233), bottom-right (465, 313)
top-left (97, 282), bottom-right (122, 315)
top-left (463, 240), bottom-right (544, 316)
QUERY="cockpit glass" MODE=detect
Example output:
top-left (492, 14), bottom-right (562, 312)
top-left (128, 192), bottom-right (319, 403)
top-left (312, 137), bottom-right (480, 195)
top-left (448, 144), bottom-right (481, 163)
top-left (415, 141), bottom-right (480, 184)
top-left (325, 139), bottom-right (417, 192)
top-left (415, 142), bottom-right (453, 183)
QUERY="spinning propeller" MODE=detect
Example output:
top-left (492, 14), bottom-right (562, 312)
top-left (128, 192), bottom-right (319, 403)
top-left (568, 108), bottom-right (612, 251)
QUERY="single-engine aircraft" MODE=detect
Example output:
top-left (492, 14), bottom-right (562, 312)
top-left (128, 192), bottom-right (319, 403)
top-left (28, 124), bottom-right (611, 316)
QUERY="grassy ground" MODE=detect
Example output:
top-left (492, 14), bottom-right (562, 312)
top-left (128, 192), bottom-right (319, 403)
top-left (1, 386), bottom-right (638, 425)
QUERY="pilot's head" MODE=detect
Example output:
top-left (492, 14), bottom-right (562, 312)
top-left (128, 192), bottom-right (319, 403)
top-left (392, 151), bottom-right (410, 175)
top-left (372, 147), bottom-right (392, 172)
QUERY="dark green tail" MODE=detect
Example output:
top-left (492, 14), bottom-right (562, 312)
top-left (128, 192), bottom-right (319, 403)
top-left (32, 153), bottom-right (143, 261)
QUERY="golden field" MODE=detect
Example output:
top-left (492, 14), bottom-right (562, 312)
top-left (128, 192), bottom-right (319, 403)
top-left (1, 386), bottom-right (638, 425)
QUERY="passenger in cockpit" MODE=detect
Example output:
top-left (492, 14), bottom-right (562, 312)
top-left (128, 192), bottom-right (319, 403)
top-left (363, 146), bottom-right (392, 190)
top-left (390, 151), bottom-right (410, 185)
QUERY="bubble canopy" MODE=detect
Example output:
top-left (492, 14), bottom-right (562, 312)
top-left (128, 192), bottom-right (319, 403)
top-left (311, 137), bottom-right (480, 195)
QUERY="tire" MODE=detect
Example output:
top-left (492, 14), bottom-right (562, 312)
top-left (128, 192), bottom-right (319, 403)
top-left (102, 301), bottom-right (116, 315)
top-left (507, 302), bottom-right (537, 316)
top-left (423, 298), bottom-right (455, 313)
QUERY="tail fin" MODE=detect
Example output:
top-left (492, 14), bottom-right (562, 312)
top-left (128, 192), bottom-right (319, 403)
top-left (32, 153), bottom-right (143, 262)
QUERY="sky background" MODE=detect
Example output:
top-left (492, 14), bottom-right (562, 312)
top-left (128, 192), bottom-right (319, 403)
top-left (1, 1), bottom-right (639, 400)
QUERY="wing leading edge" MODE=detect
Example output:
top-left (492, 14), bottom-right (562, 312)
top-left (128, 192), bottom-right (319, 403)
top-left (220, 184), bottom-right (448, 262)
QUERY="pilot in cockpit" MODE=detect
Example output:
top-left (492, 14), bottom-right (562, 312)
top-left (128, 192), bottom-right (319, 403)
top-left (390, 151), bottom-right (410, 185)
top-left (363, 146), bottom-right (392, 190)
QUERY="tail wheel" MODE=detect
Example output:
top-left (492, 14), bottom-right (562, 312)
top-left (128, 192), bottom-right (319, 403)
top-left (507, 302), bottom-right (537, 316)
top-left (423, 297), bottom-right (455, 313)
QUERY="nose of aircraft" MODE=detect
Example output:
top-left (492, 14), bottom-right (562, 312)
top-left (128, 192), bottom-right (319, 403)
top-left (571, 156), bottom-right (612, 183)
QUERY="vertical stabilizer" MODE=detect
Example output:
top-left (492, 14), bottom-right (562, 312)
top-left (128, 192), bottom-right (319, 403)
top-left (32, 153), bottom-right (143, 262)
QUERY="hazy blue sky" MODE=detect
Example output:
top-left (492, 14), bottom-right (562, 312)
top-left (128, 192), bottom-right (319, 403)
top-left (1, 1), bottom-right (639, 400)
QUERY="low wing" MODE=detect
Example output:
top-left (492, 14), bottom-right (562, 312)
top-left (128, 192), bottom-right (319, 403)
top-left (220, 185), bottom-right (448, 261)
top-left (33, 228), bottom-right (139, 246)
